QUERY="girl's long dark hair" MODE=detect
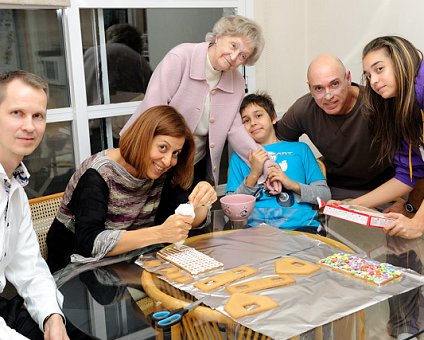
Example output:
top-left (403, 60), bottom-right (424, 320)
top-left (362, 36), bottom-right (423, 164)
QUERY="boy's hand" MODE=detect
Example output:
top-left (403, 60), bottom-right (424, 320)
top-left (248, 149), bottom-right (268, 178)
top-left (246, 149), bottom-right (269, 186)
top-left (267, 163), bottom-right (299, 192)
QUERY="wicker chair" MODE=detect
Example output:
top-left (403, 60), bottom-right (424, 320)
top-left (28, 192), bottom-right (64, 259)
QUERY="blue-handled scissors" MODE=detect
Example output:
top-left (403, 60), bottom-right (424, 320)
top-left (152, 298), bottom-right (204, 328)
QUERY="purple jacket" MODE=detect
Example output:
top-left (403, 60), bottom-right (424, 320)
top-left (394, 60), bottom-right (424, 186)
top-left (394, 141), bottom-right (424, 186)
top-left (121, 42), bottom-right (260, 184)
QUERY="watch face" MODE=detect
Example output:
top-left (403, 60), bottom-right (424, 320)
top-left (405, 203), bottom-right (416, 213)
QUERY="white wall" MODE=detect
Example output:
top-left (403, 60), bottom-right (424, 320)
top-left (252, 0), bottom-right (307, 114)
top-left (253, 0), bottom-right (424, 114)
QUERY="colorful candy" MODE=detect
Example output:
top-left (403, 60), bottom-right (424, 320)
top-left (318, 253), bottom-right (402, 286)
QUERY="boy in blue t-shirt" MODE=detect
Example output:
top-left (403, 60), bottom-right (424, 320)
top-left (226, 92), bottom-right (331, 233)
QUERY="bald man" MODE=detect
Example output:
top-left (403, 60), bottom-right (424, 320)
top-left (275, 54), bottom-right (394, 200)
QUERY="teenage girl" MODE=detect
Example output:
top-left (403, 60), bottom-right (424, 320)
top-left (349, 36), bottom-right (424, 239)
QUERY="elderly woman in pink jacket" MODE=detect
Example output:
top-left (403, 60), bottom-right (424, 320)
top-left (121, 15), bottom-right (277, 222)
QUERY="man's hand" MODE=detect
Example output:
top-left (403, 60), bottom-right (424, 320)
top-left (382, 197), bottom-right (414, 217)
top-left (43, 314), bottom-right (69, 340)
top-left (408, 178), bottom-right (424, 213)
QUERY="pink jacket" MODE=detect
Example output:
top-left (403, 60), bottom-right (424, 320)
top-left (122, 42), bottom-right (260, 184)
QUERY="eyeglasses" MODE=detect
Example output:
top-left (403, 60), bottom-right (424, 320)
top-left (229, 43), bottom-right (250, 62)
top-left (215, 36), bottom-right (251, 63)
top-left (310, 80), bottom-right (345, 99)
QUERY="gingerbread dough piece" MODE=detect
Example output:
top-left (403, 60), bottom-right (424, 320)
top-left (143, 260), bottom-right (162, 268)
top-left (275, 257), bottom-right (321, 275)
top-left (159, 266), bottom-right (180, 275)
top-left (194, 266), bottom-right (257, 292)
top-left (224, 293), bottom-right (279, 319)
top-left (164, 271), bottom-right (185, 280)
top-left (226, 275), bottom-right (295, 294)
top-left (174, 275), bottom-right (194, 284)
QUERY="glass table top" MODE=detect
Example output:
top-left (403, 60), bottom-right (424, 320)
top-left (56, 210), bottom-right (424, 339)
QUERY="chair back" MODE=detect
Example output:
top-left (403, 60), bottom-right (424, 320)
top-left (29, 192), bottom-right (64, 259)
top-left (316, 158), bottom-right (326, 178)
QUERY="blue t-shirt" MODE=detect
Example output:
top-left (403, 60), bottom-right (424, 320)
top-left (226, 141), bottom-right (325, 230)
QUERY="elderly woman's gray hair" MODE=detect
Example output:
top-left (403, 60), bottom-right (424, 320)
top-left (205, 15), bottom-right (265, 66)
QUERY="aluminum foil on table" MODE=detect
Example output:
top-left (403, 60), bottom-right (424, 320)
top-left (138, 225), bottom-right (424, 340)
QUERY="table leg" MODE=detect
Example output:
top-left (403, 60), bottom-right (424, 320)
top-left (333, 314), bottom-right (354, 339)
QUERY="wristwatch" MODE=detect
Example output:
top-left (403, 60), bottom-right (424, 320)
top-left (405, 201), bottom-right (417, 213)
